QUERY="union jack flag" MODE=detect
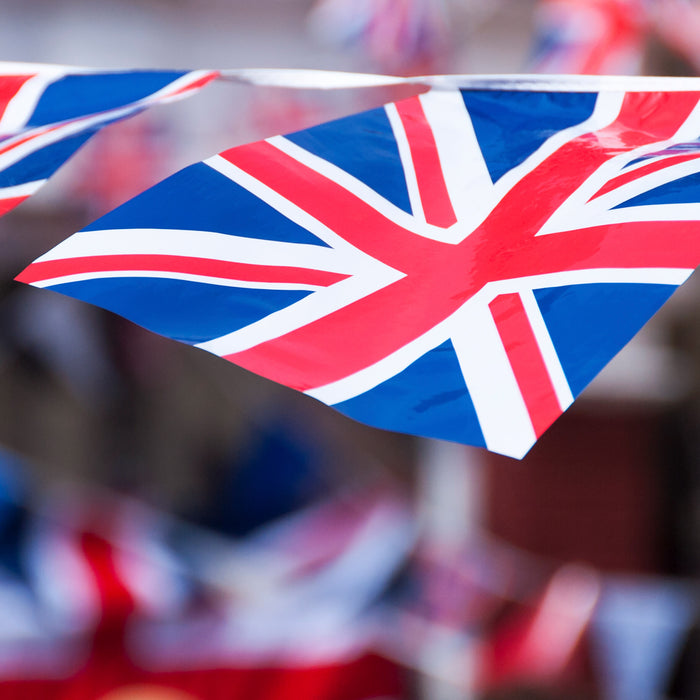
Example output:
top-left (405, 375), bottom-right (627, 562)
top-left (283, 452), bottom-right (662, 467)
top-left (0, 62), bottom-right (218, 217)
top-left (19, 80), bottom-right (700, 458)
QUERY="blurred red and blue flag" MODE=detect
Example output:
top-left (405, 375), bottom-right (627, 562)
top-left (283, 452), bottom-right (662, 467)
top-left (530, 0), bottom-right (648, 75)
top-left (20, 76), bottom-right (700, 458)
top-left (0, 62), bottom-right (218, 217)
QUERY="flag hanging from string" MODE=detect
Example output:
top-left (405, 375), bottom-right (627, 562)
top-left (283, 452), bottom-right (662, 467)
top-left (0, 62), bottom-right (219, 217)
top-left (18, 73), bottom-right (700, 458)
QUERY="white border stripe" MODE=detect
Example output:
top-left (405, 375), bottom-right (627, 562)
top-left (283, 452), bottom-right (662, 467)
top-left (585, 153), bottom-right (700, 211)
top-left (385, 102), bottom-right (425, 224)
top-left (418, 89), bottom-right (495, 236)
top-left (417, 74), bottom-right (700, 92)
top-left (143, 70), bottom-right (218, 105)
top-left (268, 135), bottom-right (457, 243)
top-left (519, 289), bottom-right (574, 411)
top-left (451, 300), bottom-right (536, 459)
top-left (306, 311), bottom-right (455, 406)
top-left (0, 179), bottom-right (45, 199)
top-left (207, 154), bottom-right (379, 254)
top-left (34, 270), bottom-right (327, 292)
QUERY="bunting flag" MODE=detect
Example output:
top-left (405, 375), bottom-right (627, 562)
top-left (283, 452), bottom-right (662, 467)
top-left (530, 0), bottom-right (648, 75)
top-left (590, 579), bottom-right (697, 700)
top-left (0, 62), bottom-right (219, 217)
top-left (18, 74), bottom-right (700, 458)
top-left (478, 564), bottom-right (600, 689)
top-left (0, 464), bottom-right (411, 699)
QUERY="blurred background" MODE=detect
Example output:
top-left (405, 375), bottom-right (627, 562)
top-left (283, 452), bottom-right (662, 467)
top-left (1, 0), bottom-right (700, 698)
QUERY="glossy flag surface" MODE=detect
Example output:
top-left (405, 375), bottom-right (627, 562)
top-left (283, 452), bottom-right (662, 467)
top-left (0, 62), bottom-right (218, 217)
top-left (20, 81), bottom-right (700, 458)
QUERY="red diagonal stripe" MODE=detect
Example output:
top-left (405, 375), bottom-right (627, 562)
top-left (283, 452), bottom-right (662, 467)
top-left (0, 194), bottom-right (29, 217)
top-left (489, 293), bottom-right (562, 438)
top-left (166, 70), bottom-right (220, 98)
top-left (502, 220), bottom-right (700, 281)
top-left (588, 152), bottom-right (700, 201)
top-left (0, 123), bottom-right (58, 157)
top-left (81, 532), bottom-right (135, 626)
top-left (595, 92), bottom-right (700, 146)
top-left (0, 74), bottom-right (35, 125)
top-left (395, 95), bottom-right (457, 228)
top-left (17, 254), bottom-right (349, 288)
top-left (219, 141), bottom-right (429, 271)
top-left (479, 92), bottom-right (700, 251)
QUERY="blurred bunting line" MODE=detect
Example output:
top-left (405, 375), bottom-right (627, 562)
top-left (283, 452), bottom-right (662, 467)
top-left (5, 60), bottom-right (700, 220)
top-left (18, 72), bottom-right (700, 458)
top-left (530, 0), bottom-right (700, 77)
top-left (0, 61), bottom-right (428, 221)
top-left (0, 448), bottom-right (697, 697)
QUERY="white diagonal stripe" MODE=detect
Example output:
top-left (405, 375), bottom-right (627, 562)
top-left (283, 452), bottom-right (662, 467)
top-left (33, 228), bottom-right (358, 276)
top-left (546, 202), bottom-right (700, 233)
top-left (268, 135), bottom-right (435, 239)
top-left (0, 179), bottom-right (46, 199)
top-left (196, 267), bottom-right (403, 356)
top-left (0, 106), bottom-right (137, 171)
top-left (541, 155), bottom-right (700, 235)
top-left (0, 72), bottom-right (213, 171)
top-left (451, 300), bottom-right (536, 459)
top-left (207, 154), bottom-right (383, 254)
top-left (418, 89), bottom-right (496, 241)
top-left (0, 72), bottom-right (64, 134)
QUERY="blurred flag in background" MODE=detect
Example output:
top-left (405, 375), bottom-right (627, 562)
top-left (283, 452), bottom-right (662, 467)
top-left (530, 0), bottom-right (648, 74)
top-left (0, 64), bottom-right (218, 218)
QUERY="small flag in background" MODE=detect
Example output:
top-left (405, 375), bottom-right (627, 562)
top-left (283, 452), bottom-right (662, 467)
top-left (307, 0), bottom-right (451, 74)
top-left (0, 62), bottom-right (218, 217)
top-left (530, 0), bottom-right (648, 75)
top-left (19, 75), bottom-right (700, 458)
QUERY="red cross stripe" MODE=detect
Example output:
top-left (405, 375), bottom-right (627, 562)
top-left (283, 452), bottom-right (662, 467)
top-left (0, 73), bottom-right (35, 124)
top-left (18, 254), bottom-right (349, 289)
